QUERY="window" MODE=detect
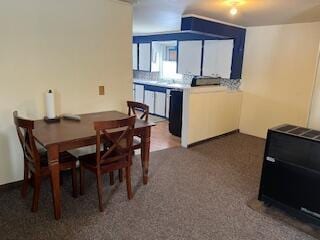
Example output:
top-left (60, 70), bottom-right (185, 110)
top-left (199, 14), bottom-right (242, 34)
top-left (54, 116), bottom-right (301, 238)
top-left (152, 41), bottom-right (183, 81)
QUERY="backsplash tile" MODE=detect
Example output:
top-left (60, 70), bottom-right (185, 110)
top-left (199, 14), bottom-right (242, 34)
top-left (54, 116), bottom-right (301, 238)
top-left (133, 71), bottom-right (241, 90)
top-left (133, 71), bottom-right (193, 85)
top-left (220, 78), bottom-right (241, 90)
top-left (133, 71), bottom-right (160, 81)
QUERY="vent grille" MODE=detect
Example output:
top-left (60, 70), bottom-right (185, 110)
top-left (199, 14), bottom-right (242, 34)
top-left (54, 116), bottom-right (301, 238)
top-left (274, 124), bottom-right (320, 140)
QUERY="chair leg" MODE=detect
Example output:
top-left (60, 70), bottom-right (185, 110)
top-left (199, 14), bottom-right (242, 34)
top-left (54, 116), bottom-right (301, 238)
top-left (96, 171), bottom-right (104, 212)
top-left (125, 167), bottom-right (133, 200)
top-left (119, 169), bottom-right (123, 182)
top-left (140, 155), bottom-right (145, 172)
top-left (60, 173), bottom-right (64, 186)
top-left (80, 162), bottom-right (84, 195)
top-left (21, 162), bottom-right (29, 198)
top-left (109, 171), bottom-right (114, 186)
top-left (71, 164), bottom-right (78, 198)
top-left (31, 175), bottom-right (41, 212)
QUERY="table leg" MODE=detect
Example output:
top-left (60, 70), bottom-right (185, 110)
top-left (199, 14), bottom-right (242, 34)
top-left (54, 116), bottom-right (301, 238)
top-left (141, 126), bottom-right (151, 185)
top-left (47, 144), bottom-right (61, 220)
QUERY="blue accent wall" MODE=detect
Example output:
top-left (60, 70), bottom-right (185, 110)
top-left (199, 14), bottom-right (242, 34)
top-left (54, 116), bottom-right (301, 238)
top-left (133, 32), bottom-right (225, 43)
top-left (181, 17), bottom-right (246, 79)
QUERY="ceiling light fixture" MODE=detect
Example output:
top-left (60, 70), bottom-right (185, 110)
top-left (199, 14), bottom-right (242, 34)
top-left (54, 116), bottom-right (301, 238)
top-left (227, 0), bottom-right (242, 16)
top-left (230, 6), bottom-right (238, 16)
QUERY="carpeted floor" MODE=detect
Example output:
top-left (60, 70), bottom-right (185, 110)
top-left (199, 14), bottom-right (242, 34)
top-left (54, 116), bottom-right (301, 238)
top-left (0, 133), bottom-right (316, 240)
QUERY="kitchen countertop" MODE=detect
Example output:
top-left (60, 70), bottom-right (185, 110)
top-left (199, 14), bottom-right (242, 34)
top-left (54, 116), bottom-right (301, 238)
top-left (133, 78), bottom-right (230, 92)
top-left (133, 79), bottom-right (190, 89)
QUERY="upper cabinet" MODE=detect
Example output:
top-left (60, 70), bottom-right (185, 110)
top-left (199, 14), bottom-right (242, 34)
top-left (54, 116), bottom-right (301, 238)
top-left (132, 43), bottom-right (138, 70)
top-left (133, 16), bottom-right (246, 78)
top-left (139, 43), bottom-right (151, 71)
top-left (151, 42), bottom-right (161, 72)
top-left (181, 16), bottom-right (246, 79)
top-left (202, 40), bottom-right (234, 79)
top-left (178, 41), bottom-right (202, 76)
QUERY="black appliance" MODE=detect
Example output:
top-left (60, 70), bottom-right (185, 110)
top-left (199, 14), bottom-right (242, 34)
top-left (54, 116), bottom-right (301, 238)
top-left (169, 90), bottom-right (183, 137)
top-left (259, 124), bottom-right (320, 222)
top-left (191, 76), bottom-right (221, 87)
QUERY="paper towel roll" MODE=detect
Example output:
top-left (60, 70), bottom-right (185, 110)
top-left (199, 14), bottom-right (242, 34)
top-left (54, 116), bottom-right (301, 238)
top-left (46, 90), bottom-right (56, 119)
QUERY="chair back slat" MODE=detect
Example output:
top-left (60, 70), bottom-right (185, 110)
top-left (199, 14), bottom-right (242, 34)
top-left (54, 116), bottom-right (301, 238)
top-left (127, 101), bottom-right (149, 122)
top-left (94, 116), bottom-right (135, 167)
top-left (13, 111), bottom-right (41, 171)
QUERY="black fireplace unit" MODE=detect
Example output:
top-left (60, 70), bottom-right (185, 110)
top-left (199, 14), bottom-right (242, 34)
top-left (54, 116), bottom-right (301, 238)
top-left (259, 124), bottom-right (320, 222)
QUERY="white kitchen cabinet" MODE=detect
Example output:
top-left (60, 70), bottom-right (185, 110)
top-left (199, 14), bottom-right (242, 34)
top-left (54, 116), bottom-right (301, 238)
top-left (151, 42), bottom-right (161, 72)
top-left (133, 84), bottom-right (135, 100)
top-left (132, 43), bottom-right (138, 70)
top-left (134, 84), bottom-right (144, 103)
top-left (139, 43), bottom-right (151, 71)
top-left (178, 41), bottom-right (202, 76)
top-left (154, 92), bottom-right (166, 116)
top-left (144, 90), bottom-right (155, 114)
top-left (202, 40), bottom-right (234, 79)
top-left (166, 89), bottom-right (171, 118)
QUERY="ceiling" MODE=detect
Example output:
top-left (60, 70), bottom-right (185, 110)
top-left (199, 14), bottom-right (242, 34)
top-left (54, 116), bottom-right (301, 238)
top-left (127, 0), bottom-right (320, 34)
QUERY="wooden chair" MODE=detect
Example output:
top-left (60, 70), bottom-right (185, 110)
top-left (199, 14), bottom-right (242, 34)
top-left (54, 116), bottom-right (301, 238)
top-left (109, 101), bottom-right (149, 185)
top-left (13, 111), bottom-right (78, 212)
top-left (127, 101), bottom-right (149, 122)
top-left (79, 116), bottom-right (135, 212)
top-left (127, 101), bottom-right (149, 151)
top-left (128, 100), bottom-right (149, 159)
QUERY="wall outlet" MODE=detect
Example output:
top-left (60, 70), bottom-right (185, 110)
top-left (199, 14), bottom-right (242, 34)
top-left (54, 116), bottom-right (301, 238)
top-left (99, 86), bottom-right (105, 95)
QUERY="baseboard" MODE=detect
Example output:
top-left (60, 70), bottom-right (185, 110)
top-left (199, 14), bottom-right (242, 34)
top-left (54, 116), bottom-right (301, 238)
top-left (187, 129), bottom-right (240, 148)
top-left (0, 180), bottom-right (23, 192)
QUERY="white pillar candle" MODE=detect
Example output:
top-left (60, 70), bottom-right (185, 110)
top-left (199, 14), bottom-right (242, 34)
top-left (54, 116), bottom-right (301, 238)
top-left (46, 90), bottom-right (56, 119)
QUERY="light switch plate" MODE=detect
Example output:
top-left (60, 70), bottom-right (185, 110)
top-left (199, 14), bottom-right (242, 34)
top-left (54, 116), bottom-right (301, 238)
top-left (99, 86), bottom-right (105, 95)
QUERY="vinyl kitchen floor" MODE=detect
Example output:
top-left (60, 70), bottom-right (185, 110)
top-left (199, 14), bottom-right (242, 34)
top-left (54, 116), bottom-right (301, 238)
top-left (150, 120), bottom-right (181, 152)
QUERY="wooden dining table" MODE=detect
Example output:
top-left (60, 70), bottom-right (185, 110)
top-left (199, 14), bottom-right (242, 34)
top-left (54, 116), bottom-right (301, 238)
top-left (33, 111), bottom-right (155, 220)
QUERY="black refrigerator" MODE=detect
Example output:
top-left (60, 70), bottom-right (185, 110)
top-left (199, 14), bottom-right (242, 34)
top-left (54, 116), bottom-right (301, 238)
top-left (169, 90), bottom-right (183, 137)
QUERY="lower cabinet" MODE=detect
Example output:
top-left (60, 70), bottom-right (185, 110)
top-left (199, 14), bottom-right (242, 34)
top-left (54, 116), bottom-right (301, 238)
top-left (134, 84), bottom-right (144, 103)
top-left (165, 89), bottom-right (171, 118)
top-left (154, 92), bottom-right (166, 116)
top-left (133, 83), bottom-right (174, 118)
top-left (144, 90), bottom-right (155, 114)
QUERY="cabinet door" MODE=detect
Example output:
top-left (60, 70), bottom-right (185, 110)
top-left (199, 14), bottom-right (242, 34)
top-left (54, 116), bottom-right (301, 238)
top-left (133, 84), bottom-right (135, 101)
top-left (151, 42), bottom-right (160, 72)
top-left (139, 43), bottom-right (151, 71)
top-left (154, 92), bottom-right (166, 117)
top-left (144, 90), bottom-right (155, 114)
top-left (203, 40), bottom-right (233, 79)
top-left (132, 43), bottom-right (138, 70)
top-left (166, 89), bottom-right (171, 118)
top-left (178, 41), bottom-right (202, 76)
top-left (134, 84), bottom-right (144, 103)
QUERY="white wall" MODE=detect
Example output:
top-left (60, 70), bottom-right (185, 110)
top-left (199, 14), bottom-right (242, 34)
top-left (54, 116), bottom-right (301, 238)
top-left (182, 87), bottom-right (243, 147)
top-left (0, 0), bottom-right (133, 185)
top-left (240, 22), bottom-right (320, 138)
top-left (308, 50), bottom-right (320, 129)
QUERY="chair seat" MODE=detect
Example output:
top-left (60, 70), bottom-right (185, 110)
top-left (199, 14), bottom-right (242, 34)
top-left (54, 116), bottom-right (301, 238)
top-left (79, 151), bottom-right (125, 165)
top-left (79, 151), bottom-right (131, 173)
top-left (78, 152), bottom-right (101, 165)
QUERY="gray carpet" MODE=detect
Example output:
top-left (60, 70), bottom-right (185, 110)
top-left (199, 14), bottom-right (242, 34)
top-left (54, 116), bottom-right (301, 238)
top-left (248, 198), bottom-right (320, 239)
top-left (0, 133), bottom-right (316, 240)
